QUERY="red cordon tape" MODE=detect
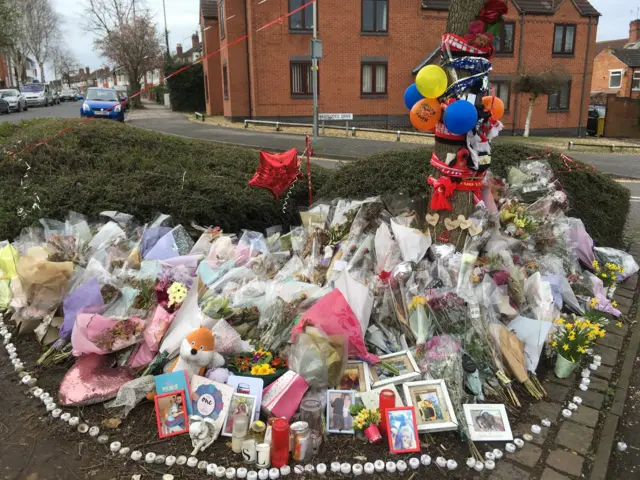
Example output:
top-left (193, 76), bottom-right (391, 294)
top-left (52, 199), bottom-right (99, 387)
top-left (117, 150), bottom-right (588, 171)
top-left (7, 0), bottom-right (317, 158)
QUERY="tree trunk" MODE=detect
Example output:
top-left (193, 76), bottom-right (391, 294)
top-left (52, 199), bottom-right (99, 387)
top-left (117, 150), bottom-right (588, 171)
top-left (130, 76), bottom-right (142, 108)
top-left (431, 0), bottom-right (485, 247)
top-left (523, 95), bottom-right (536, 137)
top-left (39, 63), bottom-right (45, 83)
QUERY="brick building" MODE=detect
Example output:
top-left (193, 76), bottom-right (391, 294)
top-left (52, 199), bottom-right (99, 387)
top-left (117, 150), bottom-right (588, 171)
top-left (591, 20), bottom-right (640, 100)
top-left (201, 0), bottom-right (599, 135)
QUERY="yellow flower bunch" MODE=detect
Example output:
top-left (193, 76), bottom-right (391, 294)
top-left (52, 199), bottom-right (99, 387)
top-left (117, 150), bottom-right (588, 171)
top-left (552, 315), bottom-right (606, 362)
top-left (352, 408), bottom-right (381, 431)
top-left (588, 297), bottom-right (599, 308)
top-left (408, 296), bottom-right (425, 311)
top-left (167, 282), bottom-right (187, 307)
top-left (251, 364), bottom-right (276, 375)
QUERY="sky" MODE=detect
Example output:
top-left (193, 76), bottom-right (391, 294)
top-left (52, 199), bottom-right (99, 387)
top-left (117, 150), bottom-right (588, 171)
top-left (46, 0), bottom-right (635, 79)
top-left (49, 0), bottom-right (200, 77)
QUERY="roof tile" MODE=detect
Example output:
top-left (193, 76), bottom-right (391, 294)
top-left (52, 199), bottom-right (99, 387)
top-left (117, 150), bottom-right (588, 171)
top-left (421, 0), bottom-right (600, 16)
top-left (612, 49), bottom-right (640, 68)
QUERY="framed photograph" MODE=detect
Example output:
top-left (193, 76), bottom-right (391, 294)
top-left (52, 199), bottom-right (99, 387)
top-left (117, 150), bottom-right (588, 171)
top-left (385, 407), bottom-right (420, 454)
top-left (155, 390), bottom-right (189, 438)
top-left (403, 380), bottom-right (458, 433)
top-left (463, 404), bottom-right (513, 442)
top-left (339, 361), bottom-right (371, 393)
top-left (221, 393), bottom-right (257, 437)
top-left (326, 389), bottom-right (356, 434)
top-left (367, 350), bottom-right (421, 388)
top-left (227, 376), bottom-right (264, 417)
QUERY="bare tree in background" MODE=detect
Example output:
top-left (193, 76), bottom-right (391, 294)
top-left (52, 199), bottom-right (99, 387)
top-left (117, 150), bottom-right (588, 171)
top-left (20, 0), bottom-right (60, 83)
top-left (515, 67), bottom-right (568, 137)
top-left (84, 0), bottom-right (162, 107)
top-left (51, 45), bottom-right (78, 87)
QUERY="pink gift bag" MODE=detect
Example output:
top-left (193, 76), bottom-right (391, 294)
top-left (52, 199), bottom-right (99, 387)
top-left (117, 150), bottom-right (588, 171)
top-left (261, 370), bottom-right (309, 420)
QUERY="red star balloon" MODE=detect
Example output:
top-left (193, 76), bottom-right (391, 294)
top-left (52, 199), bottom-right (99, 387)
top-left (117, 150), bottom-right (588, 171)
top-left (248, 148), bottom-right (301, 200)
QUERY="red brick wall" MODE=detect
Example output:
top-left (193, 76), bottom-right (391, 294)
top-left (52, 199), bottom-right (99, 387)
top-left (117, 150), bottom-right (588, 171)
top-left (591, 50), bottom-right (639, 99)
top-left (202, 15), bottom-right (224, 115)
top-left (207, 0), bottom-right (597, 134)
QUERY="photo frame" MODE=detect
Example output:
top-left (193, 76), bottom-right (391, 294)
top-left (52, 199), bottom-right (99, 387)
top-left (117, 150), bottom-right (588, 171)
top-left (463, 404), bottom-right (513, 442)
top-left (385, 407), bottom-right (420, 454)
top-left (367, 350), bottom-right (421, 388)
top-left (221, 393), bottom-right (257, 437)
top-left (338, 361), bottom-right (371, 393)
top-left (155, 390), bottom-right (189, 439)
top-left (403, 379), bottom-right (458, 433)
top-left (326, 389), bottom-right (356, 434)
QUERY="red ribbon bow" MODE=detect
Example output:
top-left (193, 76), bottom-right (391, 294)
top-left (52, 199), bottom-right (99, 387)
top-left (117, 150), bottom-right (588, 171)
top-left (428, 176), bottom-right (455, 211)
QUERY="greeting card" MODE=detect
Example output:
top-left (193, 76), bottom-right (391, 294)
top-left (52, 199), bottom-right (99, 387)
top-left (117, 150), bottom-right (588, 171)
top-left (154, 370), bottom-right (193, 415)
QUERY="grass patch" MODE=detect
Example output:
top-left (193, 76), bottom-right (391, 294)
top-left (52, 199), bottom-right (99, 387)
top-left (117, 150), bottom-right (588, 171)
top-left (318, 143), bottom-right (630, 247)
top-left (0, 119), bottom-right (331, 239)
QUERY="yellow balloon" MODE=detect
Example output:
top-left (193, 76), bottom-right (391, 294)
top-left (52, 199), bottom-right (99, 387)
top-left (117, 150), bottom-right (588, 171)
top-left (415, 65), bottom-right (448, 99)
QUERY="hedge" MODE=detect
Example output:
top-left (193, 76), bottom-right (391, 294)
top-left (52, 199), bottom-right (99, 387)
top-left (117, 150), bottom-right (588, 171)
top-left (165, 60), bottom-right (206, 112)
top-left (317, 143), bottom-right (630, 248)
top-left (0, 119), bottom-right (331, 239)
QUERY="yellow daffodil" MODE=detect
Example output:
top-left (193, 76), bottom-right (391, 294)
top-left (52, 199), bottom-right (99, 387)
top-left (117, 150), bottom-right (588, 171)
top-left (612, 301), bottom-right (618, 307)
top-left (552, 341), bottom-right (557, 347)
top-left (578, 346), bottom-right (587, 354)
top-left (566, 323), bottom-right (574, 330)
top-left (409, 296), bottom-right (425, 311)
top-left (562, 344), bottom-right (569, 351)
top-left (617, 321), bottom-right (623, 327)
top-left (601, 273), bottom-right (608, 279)
top-left (568, 333), bottom-right (576, 341)
top-left (599, 330), bottom-right (605, 338)
top-left (612, 275), bottom-right (617, 281)
top-left (589, 298), bottom-right (599, 308)
top-left (555, 318), bottom-right (565, 325)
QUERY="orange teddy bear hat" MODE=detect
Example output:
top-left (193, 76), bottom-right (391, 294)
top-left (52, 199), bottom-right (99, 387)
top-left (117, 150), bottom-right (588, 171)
top-left (185, 326), bottom-right (216, 352)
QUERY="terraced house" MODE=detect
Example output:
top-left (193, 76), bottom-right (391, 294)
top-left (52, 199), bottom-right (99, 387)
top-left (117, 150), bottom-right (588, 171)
top-left (200, 0), bottom-right (599, 135)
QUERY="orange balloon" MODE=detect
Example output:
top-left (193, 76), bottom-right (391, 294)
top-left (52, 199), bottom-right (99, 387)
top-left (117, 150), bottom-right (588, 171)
top-left (482, 96), bottom-right (505, 121)
top-left (410, 98), bottom-right (442, 132)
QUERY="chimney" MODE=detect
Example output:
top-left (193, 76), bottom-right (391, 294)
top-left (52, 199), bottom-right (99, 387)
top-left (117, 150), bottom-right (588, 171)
top-left (631, 19), bottom-right (640, 44)
top-left (176, 43), bottom-right (183, 56)
top-left (192, 32), bottom-right (199, 48)
top-left (78, 68), bottom-right (83, 75)
top-left (85, 66), bottom-right (90, 75)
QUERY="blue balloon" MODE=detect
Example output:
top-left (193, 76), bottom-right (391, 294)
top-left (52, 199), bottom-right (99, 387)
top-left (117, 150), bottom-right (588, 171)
top-left (443, 100), bottom-right (479, 135)
top-left (404, 84), bottom-right (424, 110)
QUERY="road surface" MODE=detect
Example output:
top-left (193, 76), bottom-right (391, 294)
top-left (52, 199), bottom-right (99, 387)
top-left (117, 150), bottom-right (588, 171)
top-left (0, 99), bottom-right (83, 122)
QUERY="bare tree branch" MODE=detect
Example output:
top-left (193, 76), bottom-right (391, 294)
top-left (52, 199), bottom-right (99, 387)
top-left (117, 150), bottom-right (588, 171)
top-left (20, 0), bottom-right (61, 82)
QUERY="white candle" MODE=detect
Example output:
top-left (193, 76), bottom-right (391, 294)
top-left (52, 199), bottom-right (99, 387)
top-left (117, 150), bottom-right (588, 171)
top-left (420, 454), bottom-right (431, 466)
top-left (579, 384), bottom-right (589, 391)
top-left (77, 424), bottom-right (89, 434)
top-left (264, 468), bottom-right (276, 480)
top-left (258, 469), bottom-right (269, 480)
top-left (60, 413), bottom-right (71, 422)
top-left (505, 443), bottom-right (516, 453)
top-left (589, 363), bottom-right (598, 371)
top-left (485, 460), bottom-right (495, 470)
top-left (162, 475), bottom-right (174, 480)
top-left (581, 378), bottom-right (591, 386)
top-left (484, 452), bottom-right (495, 461)
top-left (119, 447), bottom-right (130, 455)
top-left (331, 462), bottom-right (341, 473)
top-left (187, 457), bottom-right (198, 468)
top-left (352, 464), bottom-right (363, 476)
top-left (385, 461), bottom-right (396, 473)
top-left (436, 457), bottom-right (447, 468)
top-left (51, 409), bottom-right (62, 418)
top-left (280, 465), bottom-right (291, 476)
top-left (199, 461), bottom-right (209, 471)
top-left (154, 455), bottom-right (166, 465)
top-left (514, 438), bottom-right (524, 449)
top-left (568, 402), bottom-right (578, 411)
top-left (541, 419), bottom-right (551, 427)
top-left (531, 425), bottom-right (541, 434)
top-left (396, 460), bottom-right (407, 472)
top-left (226, 467), bottom-right (237, 479)
top-left (581, 369), bottom-right (590, 378)
top-left (617, 442), bottom-right (628, 452)
top-left (341, 463), bottom-right (351, 474)
top-left (562, 409), bottom-right (572, 418)
top-left (467, 457), bottom-right (476, 468)
top-left (374, 460), bottom-right (385, 472)
top-left (237, 467), bottom-right (248, 478)
top-left (216, 466), bottom-right (227, 478)
top-left (446, 460), bottom-right (457, 470)
top-left (409, 458), bottom-right (420, 470)
top-left (69, 417), bottom-right (80, 427)
top-left (493, 449), bottom-right (503, 460)
top-left (145, 452), bottom-right (156, 464)
top-left (593, 355), bottom-right (602, 363)
top-left (523, 434), bottom-right (533, 442)
top-left (247, 472), bottom-right (258, 480)
top-left (97, 435), bottom-right (109, 445)
top-left (33, 388), bottom-right (43, 398)
top-left (474, 462), bottom-right (484, 472)
top-left (165, 455), bottom-right (176, 466)
top-left (130, 451), bottom-right (143, 461)
top-left (88, 426), bottom-right (100, 437)
top-left (176, 456), bottom-right (187, 466)
top-left (316, 464), bottom-right (326, 475)
top-left (304, 465), bottom-right (314, 474)
top-left (293, 465), bottom-right (303, 475)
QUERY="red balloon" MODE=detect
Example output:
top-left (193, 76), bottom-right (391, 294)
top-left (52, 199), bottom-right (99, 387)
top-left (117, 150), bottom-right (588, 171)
top-left (248, 148), bottom-right (301, 200)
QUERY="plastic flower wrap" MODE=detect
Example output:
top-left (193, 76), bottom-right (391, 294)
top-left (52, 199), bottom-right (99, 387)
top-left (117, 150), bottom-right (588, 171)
top-left (288, 325), bottom-right (346, 388)
top-left (594, 247), bottom-right (639, 282)
top-left (591, 259), bottom-right (624, 288)
top-left (71, 311), bottom-right (145, 356)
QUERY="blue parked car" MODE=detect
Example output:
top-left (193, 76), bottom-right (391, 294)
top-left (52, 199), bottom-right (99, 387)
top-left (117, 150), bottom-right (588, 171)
top-left (80, 87), bottom-right (124, 122)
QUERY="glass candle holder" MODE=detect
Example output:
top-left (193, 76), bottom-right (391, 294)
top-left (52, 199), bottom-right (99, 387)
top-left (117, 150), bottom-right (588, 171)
top-left (270, 418), bottom-right (290, 468)
top-left (232, 414), bottom-right (249, 454)
top-left (378, 389), bottom-right (395, 435)
top-left (299, 399), bottom-right (323, 452)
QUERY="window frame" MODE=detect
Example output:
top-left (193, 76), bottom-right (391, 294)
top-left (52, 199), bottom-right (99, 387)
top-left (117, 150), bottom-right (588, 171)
top-left (289, 0), bottom-right (314, 32)
top-left (360, 61), bottom-right (388, 96)
top-left (219, 0), bottom-right (226, 40)
top-left (361, 0), bottom-right (389, 34)
top-left (633, 70), bottom-right (640, 91)
top-left (608, 69), bottom-right (623, 89)
top-left (222, 63), bottom-right (229, 100)
top-left (290, 61), bottom-right (316, 97)
top-left (547, 80), bottom-right (572, 112)
top-left (494, 22), bottom-right (515, 55)
top-left (552, 23), bottom-right (576, 56)
top-left (490, 80), bottom-right (511, 112)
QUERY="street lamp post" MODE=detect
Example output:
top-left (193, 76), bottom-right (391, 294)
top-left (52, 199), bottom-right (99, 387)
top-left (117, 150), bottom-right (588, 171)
top-left (162, 0), bottom-right (170, 59)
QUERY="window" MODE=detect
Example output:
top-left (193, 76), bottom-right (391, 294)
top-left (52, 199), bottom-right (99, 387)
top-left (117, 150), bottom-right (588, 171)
top-left (289, 0), bottom-right (313, 31)
top-left (609, 70), bottom-right (623, 89)
top-left (223, 64), bottom-right (229, 100)
top-left (204, 73), bottom-right (209, 103)
top-left (553, 24), bottom-right (575, 55)
top-left (490, 81), bottom-right (510, 111)
top-left (290, 61), bottom-right (316, 96)
top-left (494, 22), bottom-right (515, 54)
top-left (219, 1), bottom-right (225, 39)
top-left (362, 0), bottom-right (388, 33)
top-left (548, 80), bottom-right (571, 111)
top-left (361, 62), bottom-right (387, 95)
top-left (633, 71), bottom-right (640, 91)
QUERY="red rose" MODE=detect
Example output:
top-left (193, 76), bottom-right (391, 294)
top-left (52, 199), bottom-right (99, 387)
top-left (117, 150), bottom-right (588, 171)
top-left (469, 20), bottom-right (485, 35)
top-left (479, 0), bottom-right (508, 24)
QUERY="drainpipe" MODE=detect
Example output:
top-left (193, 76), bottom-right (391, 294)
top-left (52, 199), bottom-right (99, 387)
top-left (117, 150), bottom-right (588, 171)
top-left (511, 12), bottom-right (526, 135)
top-left (244, 0), bottom-right (254, 119)
top-left (577, 18), bottom-right (593, 137)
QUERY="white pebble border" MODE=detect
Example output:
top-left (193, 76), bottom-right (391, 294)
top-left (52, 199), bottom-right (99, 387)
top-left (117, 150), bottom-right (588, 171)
top-left (0, 315), bottom-right (614, 479)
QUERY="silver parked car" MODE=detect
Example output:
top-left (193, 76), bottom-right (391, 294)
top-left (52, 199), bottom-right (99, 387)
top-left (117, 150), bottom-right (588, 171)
top-left (20, 83), bottom-right (54, 107)
top-left (59, 87), bottom-right (78, 101)
top-left (0, 89), bottom-right (27, 111)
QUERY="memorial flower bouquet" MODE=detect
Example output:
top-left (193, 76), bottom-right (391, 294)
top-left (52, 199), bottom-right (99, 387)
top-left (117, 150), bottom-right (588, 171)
top-left (349, 404), bottom-right (382, 443)
top-left (552, 315), bottom-right (605, 378)
top-left (591, 260), bottom-right (623, 288)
